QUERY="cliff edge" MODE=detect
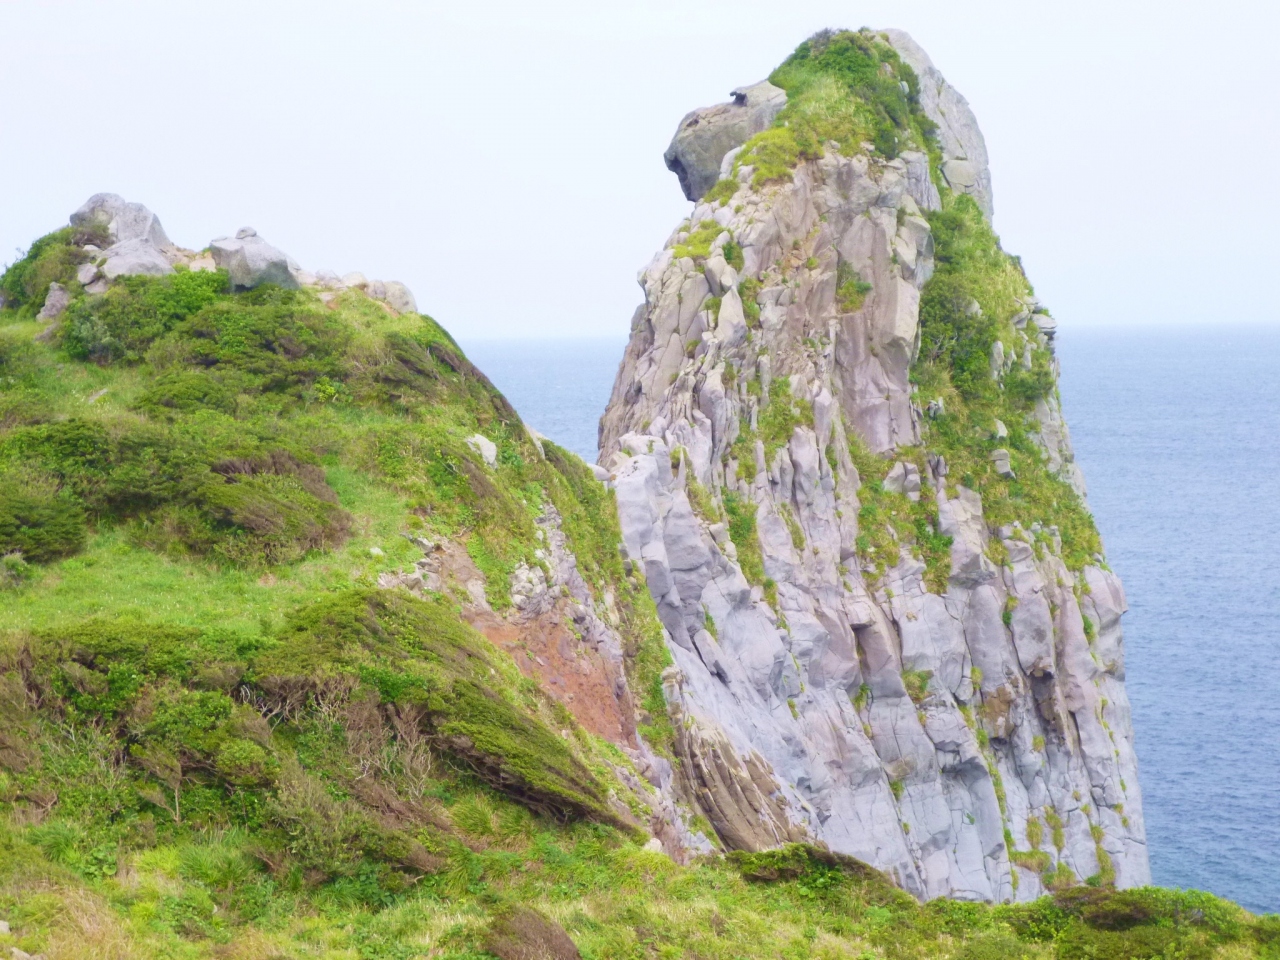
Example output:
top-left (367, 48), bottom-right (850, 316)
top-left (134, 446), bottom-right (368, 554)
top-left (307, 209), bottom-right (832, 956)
top-left (599, 28), bottom-right (1147, 900)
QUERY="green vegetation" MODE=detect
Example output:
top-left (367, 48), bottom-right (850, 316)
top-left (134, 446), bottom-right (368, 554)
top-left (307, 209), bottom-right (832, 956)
top-left (846, 436), bottom-right (953, 590)
top-left (723, 491), bottom-right (766, 587)
top-left (903, 669), bottom-right (933, 705)
top-left (0, 224), bottom-right (110, 317)
top-left (759, 376), bottom-right (814, 465)
top-left (836, 261), bottom-right (873, 312)
top-left (912, 193), bottom-right (1101, 570)
top-left (672, 219), bottom-right (726, 262)
top-left (703, 178), bottom-right (740, 206)
top-left (727, 28), bottom-right (939, 195)
top-left (739, 276), bottom-right (762, 327)
top-left (0, 34), bottom-right (1272, 959)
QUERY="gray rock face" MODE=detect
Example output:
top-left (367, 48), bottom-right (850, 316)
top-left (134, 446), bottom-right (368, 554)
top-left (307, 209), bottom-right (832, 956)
top-left (599, 34), bottom-right (1147, 901)
top-left (71, 193), bottom-right (171, 248)
top-left (881, 30), bottom-right (994, 220)
top-left (210, 228), bottom-right (298, 291)
top-left (101, 238), bottom-right (175, 279)
top-left (384, 280), bottom-right (417, 314)
top-left (36, 282), bottom-right (71, 321)
top-left (664, 81), bottom-right (787, 202)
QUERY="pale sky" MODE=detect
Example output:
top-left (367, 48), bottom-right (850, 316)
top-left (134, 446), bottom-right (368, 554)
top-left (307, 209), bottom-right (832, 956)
top-left (2, 0), bottom-right (1277, 339)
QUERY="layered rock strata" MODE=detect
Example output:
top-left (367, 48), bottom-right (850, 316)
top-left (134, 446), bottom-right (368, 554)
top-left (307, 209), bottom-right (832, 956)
top-left (599, 31), bottom-right (1148, 901)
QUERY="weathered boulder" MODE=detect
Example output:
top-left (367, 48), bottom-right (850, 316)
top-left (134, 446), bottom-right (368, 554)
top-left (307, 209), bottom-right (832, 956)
top-left (210, 227), bottom-right (298, 291)
top-left (101, 238), bottom-right (174, 279)
top-left (36, 282), bottom-right (71, 321)
top-left (71, 193), bottom-right (171, 247)
top-left (664, 81), bottom-right (787, 202)
top-left (384, 280), bottom-right (417, 314)
top-left (466, 434), bottom-right (498, 467)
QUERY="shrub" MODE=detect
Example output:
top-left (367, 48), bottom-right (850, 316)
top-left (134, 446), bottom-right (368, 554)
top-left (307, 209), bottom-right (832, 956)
top-left (723, 491), bottom-right (765, 586)
top-left (484, 904), bottom-right (583, 960)
top-left (255, 589), bottom-right (628, 828)
top-left (62, 269), bottom-right (227, 362)
top-left (703, 178), bottom-right (739, 207)
top-left (0, 225), bottom-right (109, 316)
top-left (836, 261), bottom-right (873, 312)
top-left (672, 220), bottom-right (725, 262)
top-left (0, 467), bottom-right (87, 562)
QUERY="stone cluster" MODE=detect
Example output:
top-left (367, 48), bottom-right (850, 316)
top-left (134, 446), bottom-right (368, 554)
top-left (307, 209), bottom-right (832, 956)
top-left (36, 192), bottom-right (418, 325)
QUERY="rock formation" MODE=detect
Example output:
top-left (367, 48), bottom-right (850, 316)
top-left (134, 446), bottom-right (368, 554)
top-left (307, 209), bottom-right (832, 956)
top-left (50, 193), bottom-right (420, 309)
top-left (599, 29), bottom-right (1147, 900)
top-left (664, 81), bottom-right (787, 202)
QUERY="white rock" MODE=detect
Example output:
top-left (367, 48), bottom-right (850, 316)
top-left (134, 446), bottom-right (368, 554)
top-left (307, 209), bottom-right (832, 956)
top-left (466, 434), bottom-right (498, 467)
top-left (210, 231), bottom-right (298, 291)
top-left (369, 546), bottom-right (384, 557)
top-left (71, 193), bottom-right (171, 247)
top-left (341, 271), bottom-right (368, 289)
top-left (0, 919), bottom-right (8, 934)
top-left (85, 279), bottom-right (109, 295)
top-left (101, 238), bottom-right (174, 279)
top-left (993, 419), bottom-right (1008, 439)
top-left (189, 254), bottom-right (217, 273)
top-left (383, 281), bottom-right (417, 314)
top-left (75, 262), bottom-right (99, 285)
top-left (366, 279), bottom-right (387, 300)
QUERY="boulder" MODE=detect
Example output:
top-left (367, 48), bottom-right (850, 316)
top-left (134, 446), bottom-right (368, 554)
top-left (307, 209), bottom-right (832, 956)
top-left (882, 461), bottom-right (922, 501)
top-left (663, 80), bottom-right (786, 202)
top-left (210, 228), bottom-right (298, 291)
top-left (991, 448), bottom-right (1015, 479)
top-left (70, 193), bottom-right (171, 247)
top-left (101, 238), bottom-right (174, 279)
top-left (75, 262), bottom-right (99, 285)
top-left (36, 282), bottom-right (71, 321)
top-left (466, 434), bottom-right (498, 467)
top-left (384, 281), bottom-right (417, 314)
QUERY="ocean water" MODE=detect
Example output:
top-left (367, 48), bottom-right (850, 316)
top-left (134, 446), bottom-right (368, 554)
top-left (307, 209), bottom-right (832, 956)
top-left (463, 327), bottom-right (1280, 913)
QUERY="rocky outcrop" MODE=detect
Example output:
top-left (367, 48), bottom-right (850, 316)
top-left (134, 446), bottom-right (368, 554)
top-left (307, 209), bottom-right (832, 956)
top-left (664, 81), bottom-right (787, 202)
top-left (211, 227), bottom-right (299, 291)
top-left (882, 29), bottom-right (994, 219)
top-left (599, 31), bottom-right (1147, 901)
top-left (55, 195), bottom-right (420, 311)
top-left (71, 192), bottom-right (171, 248)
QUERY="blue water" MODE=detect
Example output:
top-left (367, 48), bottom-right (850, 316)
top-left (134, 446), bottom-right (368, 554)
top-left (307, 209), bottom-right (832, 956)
top-left (462, 338), bottom-right (625, 463)
top-left (465, 328), bottom-right (1280, 914)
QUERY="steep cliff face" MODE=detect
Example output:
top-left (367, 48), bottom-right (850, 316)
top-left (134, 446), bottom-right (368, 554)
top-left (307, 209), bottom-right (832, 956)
top-left (600, 29), bottom-right (1148, 900)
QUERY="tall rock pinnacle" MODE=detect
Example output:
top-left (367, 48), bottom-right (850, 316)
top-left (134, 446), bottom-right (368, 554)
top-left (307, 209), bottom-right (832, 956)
top-left (599, 28), bottom-right (1146, 900)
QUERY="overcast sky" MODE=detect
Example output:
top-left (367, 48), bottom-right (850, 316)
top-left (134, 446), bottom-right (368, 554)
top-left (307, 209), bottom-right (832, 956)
top-left (2, 1), bottom-right (1277, 339)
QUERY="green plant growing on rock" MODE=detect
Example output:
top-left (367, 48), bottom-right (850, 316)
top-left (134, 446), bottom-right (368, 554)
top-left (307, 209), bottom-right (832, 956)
top-left (836, 261), bottom-right (873, 312)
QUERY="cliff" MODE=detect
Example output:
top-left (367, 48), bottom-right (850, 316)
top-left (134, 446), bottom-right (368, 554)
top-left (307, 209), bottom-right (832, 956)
top-left (0, 30), bottom-right (1270, 960)
top-left (600, 28), bottom-right (1148, 900)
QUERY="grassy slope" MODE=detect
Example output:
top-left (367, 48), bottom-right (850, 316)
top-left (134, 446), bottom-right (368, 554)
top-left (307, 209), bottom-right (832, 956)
top-left (0, 30), bottom-right (1276, 959)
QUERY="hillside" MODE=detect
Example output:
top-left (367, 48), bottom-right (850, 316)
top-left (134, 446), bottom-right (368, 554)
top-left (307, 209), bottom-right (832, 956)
top-left (0, 29), bottom-right (1276, 960)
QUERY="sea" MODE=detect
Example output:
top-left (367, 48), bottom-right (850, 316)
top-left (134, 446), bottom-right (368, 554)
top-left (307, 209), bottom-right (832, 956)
top-left (463, 327), bottom-right (1280, 914)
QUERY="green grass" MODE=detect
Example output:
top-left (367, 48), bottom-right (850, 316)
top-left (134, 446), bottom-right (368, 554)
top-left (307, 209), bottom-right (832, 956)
top-left (911, 194), bottom-right (1101, 570)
